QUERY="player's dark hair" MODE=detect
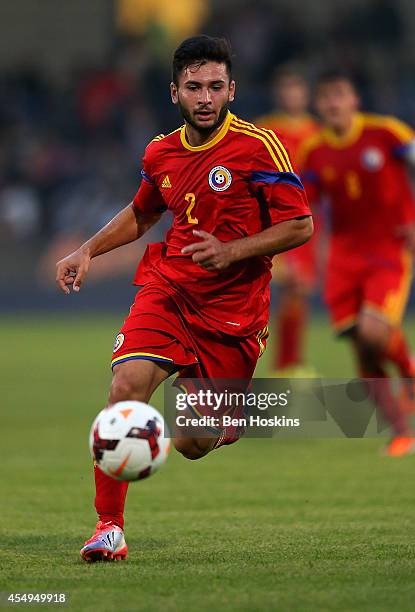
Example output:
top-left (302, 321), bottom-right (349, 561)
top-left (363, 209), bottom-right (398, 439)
top-left (316, 69), bottom-right (357, 90)
top-left (172, 35), bottom-right (233, 85)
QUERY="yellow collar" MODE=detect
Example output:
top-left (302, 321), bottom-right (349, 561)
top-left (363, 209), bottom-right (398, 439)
top-left (322, 113), bottom-right (364, 149)
top-left (180, 111), bottom-right (233, 151)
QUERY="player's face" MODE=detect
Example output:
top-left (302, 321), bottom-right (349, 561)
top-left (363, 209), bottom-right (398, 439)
top-left (274, 76), bottom-right (309, 115)
top-left (171, 61), bottom-right (235, 133)
top-left (315, 80), bottom-right (359, 131)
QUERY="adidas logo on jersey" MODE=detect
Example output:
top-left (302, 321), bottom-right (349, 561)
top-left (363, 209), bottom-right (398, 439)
top-left (161, 175), bottom-right (172, 188)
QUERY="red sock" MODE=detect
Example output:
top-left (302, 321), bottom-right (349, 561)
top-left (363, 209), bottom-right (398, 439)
top-left (359, 365), bottom-right (410, 436)
top-left (383, 328), bottom-right (414, 378)
top-left (94, 464), bottom-right (129, 529)
top-left (275, 296), bottom-right (307, 369)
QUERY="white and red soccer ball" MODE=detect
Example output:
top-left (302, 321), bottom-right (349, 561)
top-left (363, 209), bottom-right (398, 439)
top-left (90, 401), bottom-right (170, 481)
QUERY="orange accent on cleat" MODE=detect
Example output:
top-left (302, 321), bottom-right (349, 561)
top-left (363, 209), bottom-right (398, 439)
top-left (383, 436), bottom-right (415, 457)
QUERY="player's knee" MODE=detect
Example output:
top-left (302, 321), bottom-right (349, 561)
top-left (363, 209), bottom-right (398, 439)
top-left (109, 372), bottom-right (147, 404)
top-left (357, 321), bottom-right (389, 351)
top-left (173, 437), bottom-right (213, 460)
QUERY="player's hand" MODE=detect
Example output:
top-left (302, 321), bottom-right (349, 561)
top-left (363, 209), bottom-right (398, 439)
top-left (181, 230), bottom-right (234, 271)
top-left (56, 248), bottom-right (91, 294)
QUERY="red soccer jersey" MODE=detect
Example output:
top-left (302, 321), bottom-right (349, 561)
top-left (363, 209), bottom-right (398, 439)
top-left (300, 113), bottom-right (415, 260)
top-left (132, 111), bottom-right (310, 336)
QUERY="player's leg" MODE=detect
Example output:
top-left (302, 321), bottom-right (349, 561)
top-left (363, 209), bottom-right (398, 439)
top-left (82, 285), bottom-right (198, 562)
top-left (273, 240), bottom-right (317, 375)
top-left (351, 313), bottom-right (411, 440)
top-left (352, 251), bottom-right (414, 455)
top-left (109, 358), bottom-right (174, 405)
top-left (383, 327), bottom-right (415, 415)
top-left (363, 252), bottom-right (415, 416)
top-left (325, 260), bottom-right (413, 455)
top-left (82, 358), bottom-right (175, 562)
top-left (275, 281), bottom-right (309, 370)
top-left (382, 327), bottom-right (414, 379)
top-left (94, 358), bottom-right (174, 528)
top-left (173, 325), bottom-right (265, 460)
top-left (173, 434), bottom-right (218, 460)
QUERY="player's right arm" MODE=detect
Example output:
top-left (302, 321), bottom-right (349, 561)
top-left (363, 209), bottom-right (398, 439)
top-left (56, 147), bottom-right (166, 294)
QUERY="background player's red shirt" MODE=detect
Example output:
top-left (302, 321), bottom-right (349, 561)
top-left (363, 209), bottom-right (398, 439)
top-left (256, 112), bottom-right (320, 163)
top-left (256, 112), bottom-right (321, 288)
top-left (132, 111), bottom-right (310, 335)
top-left (300, 113), bottom-right (415, 261)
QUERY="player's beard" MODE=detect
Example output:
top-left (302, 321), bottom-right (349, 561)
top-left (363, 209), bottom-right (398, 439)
top-left (178, 100), bottom-right (229, 136)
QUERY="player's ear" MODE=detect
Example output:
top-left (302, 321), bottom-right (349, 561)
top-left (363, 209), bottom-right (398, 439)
top-left (170, 82), bottom-right (178, 104)
top-left (228, 79), bottom-right (236, 103)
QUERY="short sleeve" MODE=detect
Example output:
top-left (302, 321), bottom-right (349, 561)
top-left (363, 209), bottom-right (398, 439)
top-left (381, 117), bottom-right (415, 158)
top-left (249, 129), bottom-right (312, 224)
top-left (132, 144), bottom-right (167, 215)
top-left (249, 127), bottom-right (302, 187)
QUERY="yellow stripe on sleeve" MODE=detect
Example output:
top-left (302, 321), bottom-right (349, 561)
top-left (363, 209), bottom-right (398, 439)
top-left (232, 117), bottom-right (293, 172)
top-left (363, 114), bottom-right (415, 144)
top-left (230, 124), bottom-right (286, 172)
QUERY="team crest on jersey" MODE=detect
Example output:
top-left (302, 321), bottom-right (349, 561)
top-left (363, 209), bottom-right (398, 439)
top-left (208, 166), bottom-right (232, 192)
top-left (113, 333), bottom-right (125, 353)
top-left (361, 147), bottom-right (385, 171)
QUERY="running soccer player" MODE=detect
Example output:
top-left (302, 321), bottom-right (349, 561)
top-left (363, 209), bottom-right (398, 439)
top-left (300, 70), bottom-right (415, 456)
top-left (257, 66), bottom-right (320, 375)
top-left (56, 36), bottom-right (313, 561)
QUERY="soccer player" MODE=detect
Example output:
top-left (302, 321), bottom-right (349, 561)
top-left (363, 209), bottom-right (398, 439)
top-left (299, 70), bottom-right (415, 456)
top-left (256, 66), bottom-right (320, 375)
top-left (55, 36), bottom-right (313, 561)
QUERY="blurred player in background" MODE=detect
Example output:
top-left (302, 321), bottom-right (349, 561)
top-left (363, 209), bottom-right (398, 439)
top-left (300, 70), bottom-right (415, 456)
top-left (56, 36), bottom-right (312, 561)
top-left (257, 66), bottom-right (320, 375)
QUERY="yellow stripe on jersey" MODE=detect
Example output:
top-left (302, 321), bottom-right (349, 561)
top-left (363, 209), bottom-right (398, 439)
top-left (230, 123), bottom-right (289, 173)
top-left (150, 126), bottom-right (182, 144)
top-left (362, 113), bottom-right (415, 144)
top-left (231, 116), bottom-right (293, 172)
top-left (233, 116), bottom-right (293, 171)
top-left (230, 124), bottom-right (284, 172)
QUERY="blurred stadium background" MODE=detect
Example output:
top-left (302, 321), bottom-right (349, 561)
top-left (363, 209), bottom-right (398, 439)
top-left (2, 3), bottom-right (415, 610)
top-left (1, 0), bottom-right (414, 314)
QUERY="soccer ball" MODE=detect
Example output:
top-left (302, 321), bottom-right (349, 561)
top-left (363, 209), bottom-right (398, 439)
top-left (90, 401), bottom-right (170, 481)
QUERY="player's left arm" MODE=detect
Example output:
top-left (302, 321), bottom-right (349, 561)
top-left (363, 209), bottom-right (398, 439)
top-left (182, 217), bottom-right (313, 271)
top-left (182, 130), bottom-right (313, 271)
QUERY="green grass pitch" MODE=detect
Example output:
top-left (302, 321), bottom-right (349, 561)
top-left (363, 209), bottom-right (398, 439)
top-left (1, 313), bottom-right (415, 611)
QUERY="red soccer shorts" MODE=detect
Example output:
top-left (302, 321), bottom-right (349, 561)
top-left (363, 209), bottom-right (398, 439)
top-left (110, 282), bottom-right (268, 443)
top-left (111, 282), bottom-right (268, 383)
top-left (325, 250), bottom-right (412, 334)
